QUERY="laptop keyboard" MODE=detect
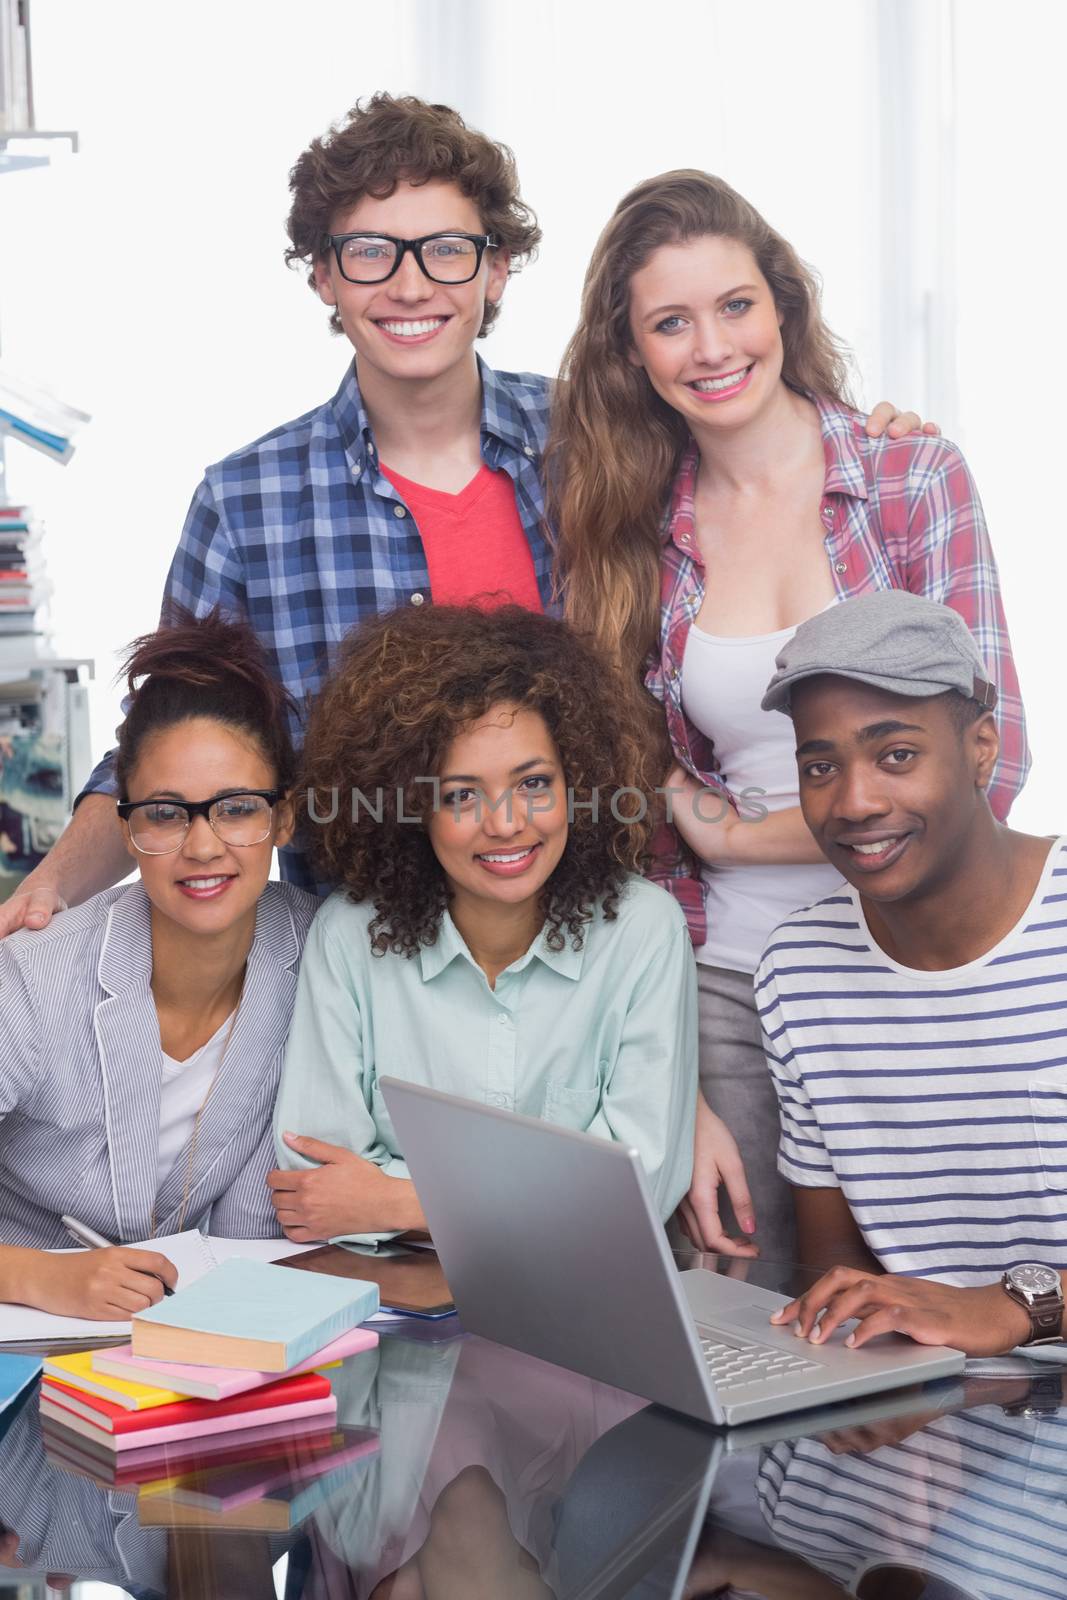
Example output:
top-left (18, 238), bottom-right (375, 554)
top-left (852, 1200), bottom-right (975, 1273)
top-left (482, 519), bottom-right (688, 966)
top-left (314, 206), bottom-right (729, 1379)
top-left (698, 1327), bottom-right (820, 1394)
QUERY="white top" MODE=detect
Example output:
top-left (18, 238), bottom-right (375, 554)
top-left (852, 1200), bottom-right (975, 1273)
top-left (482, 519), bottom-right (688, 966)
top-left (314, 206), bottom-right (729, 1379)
top-left (157, 1011), bottom-right (235, 1187)
top-left (758, 838), bottom-right (1067, 1285)
top-left (680, 620), bottom-right (842, 973)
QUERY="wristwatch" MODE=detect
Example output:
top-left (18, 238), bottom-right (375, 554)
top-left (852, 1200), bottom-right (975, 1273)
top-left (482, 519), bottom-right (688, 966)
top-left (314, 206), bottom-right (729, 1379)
top-left (1001, 1263), bottom-right (1065, 1345)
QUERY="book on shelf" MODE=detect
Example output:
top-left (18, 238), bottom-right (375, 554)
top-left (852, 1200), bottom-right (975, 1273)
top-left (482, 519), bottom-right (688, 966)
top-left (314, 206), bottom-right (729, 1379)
top-left (131, 1258), bottom-right (379, 1372)
top-left (0, 504), bottom-right (50, 638)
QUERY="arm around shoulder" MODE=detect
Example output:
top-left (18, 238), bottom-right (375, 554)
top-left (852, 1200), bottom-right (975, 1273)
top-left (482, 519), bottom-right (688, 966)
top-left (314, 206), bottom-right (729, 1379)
top-left (0, 793), bottom-right (130, 938)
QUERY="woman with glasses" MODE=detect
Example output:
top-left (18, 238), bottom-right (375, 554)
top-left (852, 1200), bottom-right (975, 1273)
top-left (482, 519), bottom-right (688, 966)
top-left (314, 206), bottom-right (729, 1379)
top-left (0, 610), bottom-right (314, 1320)
top-left (268, 603), bottom-right (701, 1245)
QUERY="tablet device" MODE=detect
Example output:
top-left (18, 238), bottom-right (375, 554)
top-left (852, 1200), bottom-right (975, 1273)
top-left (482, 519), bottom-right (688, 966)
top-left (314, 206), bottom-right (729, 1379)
top-left (276, 1244), bottom-right (456, 1317)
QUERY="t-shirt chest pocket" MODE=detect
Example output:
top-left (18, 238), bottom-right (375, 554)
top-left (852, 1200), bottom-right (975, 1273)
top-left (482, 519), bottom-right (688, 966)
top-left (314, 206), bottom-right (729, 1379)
top-left (1029, 1069), bottom-right (1067, 1191)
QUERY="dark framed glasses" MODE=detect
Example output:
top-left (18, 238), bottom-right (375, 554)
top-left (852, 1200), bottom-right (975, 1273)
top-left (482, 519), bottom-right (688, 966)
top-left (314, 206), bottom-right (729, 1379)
top-left (321, 230), bottom-right (498, 285)
top-left (117, 790), bottom-right (281, 855)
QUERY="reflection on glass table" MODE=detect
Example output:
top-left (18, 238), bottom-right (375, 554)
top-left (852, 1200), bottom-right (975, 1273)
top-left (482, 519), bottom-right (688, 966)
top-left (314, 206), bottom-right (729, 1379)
top-left (0, 1254), bottom-right (1064, 1598)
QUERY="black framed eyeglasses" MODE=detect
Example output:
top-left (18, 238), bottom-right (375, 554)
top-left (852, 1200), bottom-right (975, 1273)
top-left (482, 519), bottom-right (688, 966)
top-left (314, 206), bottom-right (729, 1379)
top-left (117, 791), bottom-right (282, 855)
top-left (321, 231), bottom-right (499, 285)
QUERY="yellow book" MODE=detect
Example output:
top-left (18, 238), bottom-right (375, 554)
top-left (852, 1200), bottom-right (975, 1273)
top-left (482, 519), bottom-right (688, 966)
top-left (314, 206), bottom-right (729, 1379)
top-left (43, 1349), bottom-right (184, 1411)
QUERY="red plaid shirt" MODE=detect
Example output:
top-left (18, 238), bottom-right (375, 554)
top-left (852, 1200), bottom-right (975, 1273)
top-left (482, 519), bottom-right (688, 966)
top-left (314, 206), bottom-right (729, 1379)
top-left (646, 398), bottom-right (1030, 945)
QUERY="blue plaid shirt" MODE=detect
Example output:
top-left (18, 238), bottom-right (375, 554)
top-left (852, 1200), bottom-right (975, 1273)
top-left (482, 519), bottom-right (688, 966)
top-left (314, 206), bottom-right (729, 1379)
top-left (82, 357), bottom-right (554, 890)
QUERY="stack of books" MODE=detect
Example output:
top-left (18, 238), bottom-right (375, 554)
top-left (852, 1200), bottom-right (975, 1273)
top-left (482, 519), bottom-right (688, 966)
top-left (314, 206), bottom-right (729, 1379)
top-left (39, 1259), bottom-right (380, 1461)
top-left (0, 505), bottom-right (50, 639)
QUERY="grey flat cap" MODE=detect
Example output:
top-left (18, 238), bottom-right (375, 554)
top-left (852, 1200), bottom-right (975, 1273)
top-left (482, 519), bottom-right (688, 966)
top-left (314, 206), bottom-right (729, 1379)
top-left (761, 591), bottom-right (998, 715)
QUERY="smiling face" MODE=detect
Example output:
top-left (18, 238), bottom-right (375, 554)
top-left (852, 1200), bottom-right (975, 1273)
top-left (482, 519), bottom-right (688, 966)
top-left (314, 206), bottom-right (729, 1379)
top-left (426, 703), bottom-right (568, 922)
top-left (791, 676), bottom-right (998, 904)
top-left (313, 178), bottom-right (510, 388)
top-left (122, 716), bottom-right (293, 941)
top-left (627, 234), bottom-right (785, 432)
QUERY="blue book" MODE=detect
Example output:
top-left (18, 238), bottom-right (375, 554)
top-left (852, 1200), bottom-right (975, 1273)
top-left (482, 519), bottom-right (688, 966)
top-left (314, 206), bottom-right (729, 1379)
top-left (131, 1260), bottom-right (379, 1373)
top-left (0, 1353), bottom-right (41, 1432)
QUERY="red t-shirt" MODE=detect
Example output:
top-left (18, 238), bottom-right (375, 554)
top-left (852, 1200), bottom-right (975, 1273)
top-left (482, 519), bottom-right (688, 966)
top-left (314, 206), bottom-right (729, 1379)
top-left (380, 463), bottom-right (543, 611)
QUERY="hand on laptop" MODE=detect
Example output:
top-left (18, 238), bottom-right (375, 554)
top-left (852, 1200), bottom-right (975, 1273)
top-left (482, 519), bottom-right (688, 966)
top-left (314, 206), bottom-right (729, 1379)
top-left (268, 1133), bottom-right (426, 1240)
top-left (769, 1266), bottom-right (1033, 1357)
top-left (675, 1093), bottom-right (760, 1259)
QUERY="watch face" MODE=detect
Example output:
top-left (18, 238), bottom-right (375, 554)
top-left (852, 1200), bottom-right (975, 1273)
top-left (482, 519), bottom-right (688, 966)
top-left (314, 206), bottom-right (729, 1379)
top-left (1009, 1264), bottom-right (1060, 1295)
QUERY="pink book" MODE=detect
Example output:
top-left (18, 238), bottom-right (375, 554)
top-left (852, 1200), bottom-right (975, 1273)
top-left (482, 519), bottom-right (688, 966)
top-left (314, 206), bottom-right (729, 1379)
top-left (39, 1392), bottom-right (337, 1452)
top-left (91, 1326), bottom-right (378, 1400)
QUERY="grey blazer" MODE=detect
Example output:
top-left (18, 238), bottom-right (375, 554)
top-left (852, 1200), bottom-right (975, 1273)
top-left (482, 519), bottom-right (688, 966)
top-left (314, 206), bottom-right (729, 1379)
top-left (0, 879), bottom-right (317, 1249)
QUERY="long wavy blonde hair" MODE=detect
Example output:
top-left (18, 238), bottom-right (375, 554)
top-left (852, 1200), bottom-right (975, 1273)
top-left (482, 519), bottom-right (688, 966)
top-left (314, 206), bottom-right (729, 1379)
top-left (547, 170), bottom-right (855, 678)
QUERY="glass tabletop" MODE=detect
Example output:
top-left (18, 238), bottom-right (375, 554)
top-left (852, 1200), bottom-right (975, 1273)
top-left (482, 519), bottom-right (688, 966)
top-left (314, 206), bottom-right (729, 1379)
top-left (1, 1251), bottom-right (1063, 1599)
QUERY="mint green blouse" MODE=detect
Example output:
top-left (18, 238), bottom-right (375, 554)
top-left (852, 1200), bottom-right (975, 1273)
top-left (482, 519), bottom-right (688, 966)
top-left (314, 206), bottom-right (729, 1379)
top-left (274, 874), bottom-right (698, 1238)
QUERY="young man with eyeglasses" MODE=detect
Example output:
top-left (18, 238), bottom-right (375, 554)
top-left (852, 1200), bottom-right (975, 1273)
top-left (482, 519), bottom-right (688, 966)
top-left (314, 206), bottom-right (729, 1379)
top-left (0, 93), bottom-right (930, 925)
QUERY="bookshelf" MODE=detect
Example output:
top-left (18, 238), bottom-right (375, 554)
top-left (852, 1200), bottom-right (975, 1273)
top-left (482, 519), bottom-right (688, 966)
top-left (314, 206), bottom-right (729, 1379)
top-left (0, 0), bottom-right (91, 903)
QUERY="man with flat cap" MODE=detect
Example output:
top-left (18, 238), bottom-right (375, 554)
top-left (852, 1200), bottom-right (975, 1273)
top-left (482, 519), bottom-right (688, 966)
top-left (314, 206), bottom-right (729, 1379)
top-left (753, 590), bottom-right (1066, 1358)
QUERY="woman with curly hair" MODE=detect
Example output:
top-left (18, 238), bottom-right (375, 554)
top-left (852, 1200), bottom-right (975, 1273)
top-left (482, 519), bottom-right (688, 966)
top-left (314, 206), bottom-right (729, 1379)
top-left (268, 604), bottom-right (705, 1242)
top-left (547, 170), bottom-right (1027, 1265)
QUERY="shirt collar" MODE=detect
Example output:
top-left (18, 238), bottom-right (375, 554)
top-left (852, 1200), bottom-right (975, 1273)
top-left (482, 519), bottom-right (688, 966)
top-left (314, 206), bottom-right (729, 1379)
top-left (330, 361), bottom-right (374, 465)
top-left (476, 355), bottom-right (530, 454)
top-left (329, 356), bottom-right (534, 471)
top-left (419, 909), bottom-right (586, 984)
top-left (814, 396), bottom-right (869, 500)
top-left (662, 439), bottom-right (699, 553)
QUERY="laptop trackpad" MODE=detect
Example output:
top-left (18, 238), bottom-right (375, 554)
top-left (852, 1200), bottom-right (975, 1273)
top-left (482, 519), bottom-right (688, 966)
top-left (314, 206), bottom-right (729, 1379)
top-left (714, 1301), bottom-right (856, 1360)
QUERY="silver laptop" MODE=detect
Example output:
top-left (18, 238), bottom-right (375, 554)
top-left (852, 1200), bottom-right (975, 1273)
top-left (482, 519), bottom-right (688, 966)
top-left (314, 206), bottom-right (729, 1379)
top-left (380, 1078), bottom-right (965, 1426)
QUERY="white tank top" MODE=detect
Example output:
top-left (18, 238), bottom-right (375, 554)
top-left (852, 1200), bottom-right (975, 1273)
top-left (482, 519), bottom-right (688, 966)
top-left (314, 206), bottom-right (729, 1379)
top-left (681, 620), bottom-right (843, 974)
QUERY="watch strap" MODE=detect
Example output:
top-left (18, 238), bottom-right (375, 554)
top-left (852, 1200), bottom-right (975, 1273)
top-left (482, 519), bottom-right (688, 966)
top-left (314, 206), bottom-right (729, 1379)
top-left (1003, 1275), bottom-right (1064, 1345)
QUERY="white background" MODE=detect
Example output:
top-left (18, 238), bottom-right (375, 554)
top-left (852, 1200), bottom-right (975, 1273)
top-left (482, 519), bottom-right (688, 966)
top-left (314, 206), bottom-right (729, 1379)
top-left (2, 0), bottom-right (1064, 830)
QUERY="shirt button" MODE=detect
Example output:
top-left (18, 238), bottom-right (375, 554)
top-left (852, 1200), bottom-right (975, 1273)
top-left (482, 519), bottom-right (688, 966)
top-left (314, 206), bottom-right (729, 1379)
top-left (523, 444), bottom-right (536, 459)
top-left (834, 561), bottom-right (847, 574)
top-left (487, 1092), bottom-right (508, 1106)
top-left (351, 465), bottom-right (361, 479)
top-left (497, 1012), bottom-right (511, 1026)
top-left (410, 592), bottom-right (425, 606)
top-left (393, 503), bottom-right (407, 519)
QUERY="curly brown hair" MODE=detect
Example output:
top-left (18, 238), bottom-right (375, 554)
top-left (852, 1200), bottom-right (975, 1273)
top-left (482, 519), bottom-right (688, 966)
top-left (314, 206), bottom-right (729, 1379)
top-left (300, 606), bottom-right (654, 957)
top-left (285, 92), bottom-right (541, 338)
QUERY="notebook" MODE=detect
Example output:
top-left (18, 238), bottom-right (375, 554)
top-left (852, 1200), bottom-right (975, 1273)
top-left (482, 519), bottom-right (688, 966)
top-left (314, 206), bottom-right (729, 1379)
top-left (0, 1230), bottom-right (217, 1345)
top-left (39, 1377), bottom-right (337, 1451)
top-left (41, 1369), bottom-right (331, 1435)
top-left (91, 1325), bottom-right (377, 1400)
top-left (44, 1349), bottom-right (185, 1410)
top-left (131, 1259), bottom-right (379, 1371)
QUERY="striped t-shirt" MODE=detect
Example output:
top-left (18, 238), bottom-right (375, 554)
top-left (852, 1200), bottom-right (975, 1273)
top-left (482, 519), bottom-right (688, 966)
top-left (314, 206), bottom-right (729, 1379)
top-left (756, 1406), bottom-right (1067, 1600)
top-left (755, 837), bottom-right (1067, 1285)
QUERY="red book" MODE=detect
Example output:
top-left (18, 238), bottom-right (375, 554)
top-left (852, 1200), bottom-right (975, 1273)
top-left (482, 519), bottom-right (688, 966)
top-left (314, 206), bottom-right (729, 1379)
top-left (41, 1369), bottom-right (330, 1436)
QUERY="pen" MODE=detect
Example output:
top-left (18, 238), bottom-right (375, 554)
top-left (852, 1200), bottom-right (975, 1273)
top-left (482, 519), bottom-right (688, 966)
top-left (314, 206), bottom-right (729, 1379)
top-left (60, 1214), bottom-right (175, 1297)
